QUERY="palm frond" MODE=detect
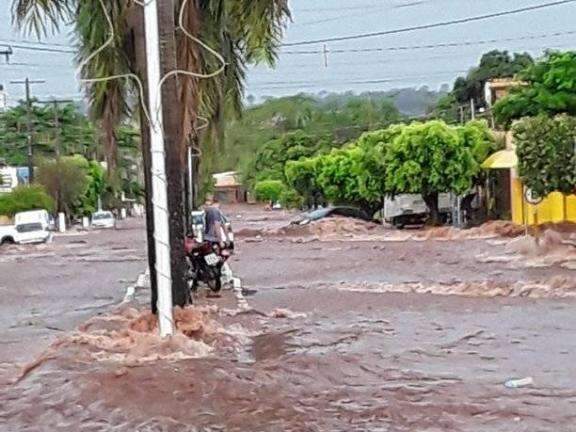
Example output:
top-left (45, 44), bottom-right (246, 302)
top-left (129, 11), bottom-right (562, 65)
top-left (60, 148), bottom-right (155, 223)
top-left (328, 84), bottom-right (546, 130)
top-left (11, 0), bottom-right (75, 37)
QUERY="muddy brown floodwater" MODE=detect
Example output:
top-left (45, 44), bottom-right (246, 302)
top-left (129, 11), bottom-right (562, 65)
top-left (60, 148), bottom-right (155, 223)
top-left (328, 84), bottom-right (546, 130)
top-left (1, 205), bottom-right (576, 431)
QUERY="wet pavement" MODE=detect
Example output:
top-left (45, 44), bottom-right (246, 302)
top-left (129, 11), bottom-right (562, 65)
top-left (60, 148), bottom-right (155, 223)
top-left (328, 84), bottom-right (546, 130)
top-left (1, 206), bottom-right (575, 431)
top-left (0, 220), bottom-right (147, 382)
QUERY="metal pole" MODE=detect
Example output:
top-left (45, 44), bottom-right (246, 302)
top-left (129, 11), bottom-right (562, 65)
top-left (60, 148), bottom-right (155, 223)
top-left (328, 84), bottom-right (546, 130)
top-left (188, 146), bottom-right (193, 210)
top-left (144, 0), bottom-right (174, 337)
top-left (25, 79), bottom-right (33, 183)
top-left (53, 101), bottom-right (60, 158)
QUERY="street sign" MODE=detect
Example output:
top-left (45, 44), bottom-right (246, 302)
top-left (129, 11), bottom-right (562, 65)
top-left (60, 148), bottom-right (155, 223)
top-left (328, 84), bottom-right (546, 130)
top-left (524, 187), bottom-right (544, 205)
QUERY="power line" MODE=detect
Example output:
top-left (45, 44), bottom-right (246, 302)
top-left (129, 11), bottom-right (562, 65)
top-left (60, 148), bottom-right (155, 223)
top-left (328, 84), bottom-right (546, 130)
top-left (0, 43), bottom-right (75, 54)
top-left (250, 70), bottom-right (466, 90)
top-left (282, 29), bottom-right (576, 55)
top-left (0, 38), bottom-right (72, 48)
top-left (282, 0), bottom-right (576, 47)
top-left (297, 2), bottom-right (386, 13)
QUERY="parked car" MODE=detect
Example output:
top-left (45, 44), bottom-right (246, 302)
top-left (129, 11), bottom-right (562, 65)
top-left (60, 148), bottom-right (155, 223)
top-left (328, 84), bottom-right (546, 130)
top-left (91, 211), bottom-right (116, 229)
top-left (0, 210), bottom-right (52, 245)
top-left (290, 206), bottom-right (374, 226)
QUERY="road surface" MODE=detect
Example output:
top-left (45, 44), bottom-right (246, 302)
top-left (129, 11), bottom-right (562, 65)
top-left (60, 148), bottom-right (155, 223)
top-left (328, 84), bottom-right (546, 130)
top-left (1, 207), bottom-right (575, 431)
top-left (0, 219), bottom-right (148, 383)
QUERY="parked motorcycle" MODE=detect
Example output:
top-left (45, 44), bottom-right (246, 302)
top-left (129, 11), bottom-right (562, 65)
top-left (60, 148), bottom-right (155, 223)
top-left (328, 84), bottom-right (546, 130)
top-left (185, 236), bottom-right (231, 294)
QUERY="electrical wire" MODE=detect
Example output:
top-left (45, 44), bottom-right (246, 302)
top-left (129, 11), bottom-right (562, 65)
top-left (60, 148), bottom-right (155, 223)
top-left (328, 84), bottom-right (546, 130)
top-left (281, 29), bottom-right (576, 55)
top-left (156, 0), bottom-right (226, 91)
top-left (0, 43), bottom-right (75, 54)
top-left (0, 38), bottom-right (72, 48)
top-left (282, 0), bottom-right (576, 46)
top-left (251, 70), bottom-right (466, 86)
top-left (77, 0), bottom-right (152, 130)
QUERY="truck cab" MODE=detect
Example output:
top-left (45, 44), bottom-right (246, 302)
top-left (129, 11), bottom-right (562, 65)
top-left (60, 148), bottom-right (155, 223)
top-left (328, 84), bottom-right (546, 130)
top-left (0, 210), bottom-right (52, 245)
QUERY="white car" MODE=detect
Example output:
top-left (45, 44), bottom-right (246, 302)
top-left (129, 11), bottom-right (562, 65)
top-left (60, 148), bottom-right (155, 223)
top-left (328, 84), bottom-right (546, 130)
top-left (91, 211), bottom-right (116, 229)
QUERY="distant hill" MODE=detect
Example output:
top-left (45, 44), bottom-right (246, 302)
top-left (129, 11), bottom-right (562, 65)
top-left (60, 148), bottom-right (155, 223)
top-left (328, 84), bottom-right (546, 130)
top-left (255, 86), bottom-right (448, 117)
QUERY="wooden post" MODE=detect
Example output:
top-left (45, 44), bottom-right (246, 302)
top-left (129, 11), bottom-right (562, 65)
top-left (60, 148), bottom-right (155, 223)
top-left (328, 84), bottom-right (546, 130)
top-left (156, 0), bottom-right (188, 307)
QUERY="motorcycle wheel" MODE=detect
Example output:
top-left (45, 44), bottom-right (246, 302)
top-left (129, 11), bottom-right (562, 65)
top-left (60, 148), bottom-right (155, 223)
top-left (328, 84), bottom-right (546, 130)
top-left (206, 267), bottom-right (222, 292)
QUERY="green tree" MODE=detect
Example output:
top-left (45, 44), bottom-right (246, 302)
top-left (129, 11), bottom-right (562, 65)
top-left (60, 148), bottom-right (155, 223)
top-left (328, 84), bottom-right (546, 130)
top-left (493, 51), bottom-right (576, 127)
top-left (36, 155), bottom-right (90, 215)
top-left (453, 50), bottom-right (533, 107)
top-left (78, 161), bottom-right (107, 215)
top-left (512, 115), bottom-right (576, 197)
top-left (284, 158), bottom-right (322, 208)
top-left (385, 121), bottom-right (476, 224)
top-left (315, 145), bottom-right (383, 217)
top-left (254, 180), bottom-right (285, 204)
top-left (0, 101), bottom-right (95, 165)
top-left (0, 185), bottom-right (54, 217)
top-left (247, 131), bottom-right (329, 189)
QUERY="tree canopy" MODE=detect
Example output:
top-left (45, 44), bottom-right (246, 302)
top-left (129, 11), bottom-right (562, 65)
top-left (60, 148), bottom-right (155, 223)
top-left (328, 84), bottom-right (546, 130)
top-left (384, 121), bottom-right (480, 223)
top-left (0, 185), bottom-right (54, 217)
top-left (493, 51), bottom-right (576, 126)
top-left (513, 115), bottom-right (576, 197)
top-left (453, 50), bottom-right (533, 107)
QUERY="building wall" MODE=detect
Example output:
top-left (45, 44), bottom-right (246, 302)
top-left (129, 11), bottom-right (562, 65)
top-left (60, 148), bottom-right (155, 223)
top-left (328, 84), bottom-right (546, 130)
top-left (511, 177), bottom-right (576, 225)
top-left (214, 186), bottom-right (247, 204)
top-left (0, 167), bottom-right (18, 194)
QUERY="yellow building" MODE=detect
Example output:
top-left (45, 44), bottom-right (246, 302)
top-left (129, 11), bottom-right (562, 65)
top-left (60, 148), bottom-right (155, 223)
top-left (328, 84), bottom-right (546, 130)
top-left (483, 79), bottom-right (576, 226)
top-left (482, 135), bottom-right (576, 226)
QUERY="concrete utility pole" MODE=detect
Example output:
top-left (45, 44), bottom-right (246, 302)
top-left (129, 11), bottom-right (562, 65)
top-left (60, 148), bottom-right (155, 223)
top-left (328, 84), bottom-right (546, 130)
top-left (125, 4), bottom-right (159, 315)
top-left (144, 0), bottom-right (193, 336)
top-left (10, 78), bottom-right (45, 183)
top-left (470, 98), bottom-right (476, 121)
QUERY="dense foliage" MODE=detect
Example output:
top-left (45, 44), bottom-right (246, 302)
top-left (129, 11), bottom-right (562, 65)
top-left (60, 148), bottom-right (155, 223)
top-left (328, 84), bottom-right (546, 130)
top-left (432, 50), bottom-right (533, 122)
top-left (0, 102), bottom-right (95, 166)
top-left (284, 158), bottom-right (322, 209)
top-left (254, 180), bottom-right (286, 204)
top-left (36, 155), bottom-right (110, 217)
top-left (513, 116), bottom-right (576, 197)
top-left (253, 120), bottom-right (494, 220)
top-left (214, 93), bottom-right (412, 178)
top-left (493, 51), bottom-right (576, 126)
top-left (385, 121), bottom-right (481, 223)
top-left (0, 185), bottom-right (54, 217)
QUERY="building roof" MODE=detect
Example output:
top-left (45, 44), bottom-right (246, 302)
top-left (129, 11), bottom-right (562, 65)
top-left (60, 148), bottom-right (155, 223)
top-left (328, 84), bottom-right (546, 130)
top-left (213, 171), bottom-right (241, 188)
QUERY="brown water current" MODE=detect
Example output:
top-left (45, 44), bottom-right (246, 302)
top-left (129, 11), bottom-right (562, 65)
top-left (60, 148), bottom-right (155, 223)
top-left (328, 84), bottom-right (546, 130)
top-left (2, 209), bottom-right (576, 431)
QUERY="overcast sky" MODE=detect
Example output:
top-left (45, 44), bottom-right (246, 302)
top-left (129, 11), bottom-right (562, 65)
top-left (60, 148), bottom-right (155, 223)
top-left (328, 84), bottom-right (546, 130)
top-left (1, 0), bottom-right (576, 104)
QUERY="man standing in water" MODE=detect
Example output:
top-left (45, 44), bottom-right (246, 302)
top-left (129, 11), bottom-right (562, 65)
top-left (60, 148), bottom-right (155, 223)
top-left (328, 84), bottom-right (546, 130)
top-left (202, 196), bottom-right (234, 287)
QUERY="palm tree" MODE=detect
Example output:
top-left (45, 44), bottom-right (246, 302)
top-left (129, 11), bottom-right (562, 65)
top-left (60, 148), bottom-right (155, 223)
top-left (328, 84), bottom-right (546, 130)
top-left (12, 0), bottom-right (289, 168)
top-left (13, 0), bottom-right (291, 307)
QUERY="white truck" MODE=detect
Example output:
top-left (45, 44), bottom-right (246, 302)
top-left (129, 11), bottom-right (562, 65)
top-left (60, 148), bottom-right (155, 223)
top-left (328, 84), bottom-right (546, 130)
top-left (0, 210), bottom-right (53, 245)
top-left (384, 194), bottom-right (452, 228)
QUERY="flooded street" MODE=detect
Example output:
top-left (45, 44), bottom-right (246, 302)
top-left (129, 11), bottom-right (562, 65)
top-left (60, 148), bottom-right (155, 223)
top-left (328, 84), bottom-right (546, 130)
top-left (1, 207), bottom-right (576, 431)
